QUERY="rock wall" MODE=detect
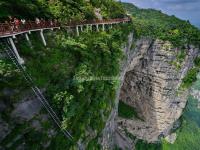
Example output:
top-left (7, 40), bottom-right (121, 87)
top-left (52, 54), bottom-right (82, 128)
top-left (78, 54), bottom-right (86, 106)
top-left (0, 86), bottom-right (56, 149)
top-left (117, 38), bottom-right (199, 143)
top-left (100, 33), bottom-right (135, 149)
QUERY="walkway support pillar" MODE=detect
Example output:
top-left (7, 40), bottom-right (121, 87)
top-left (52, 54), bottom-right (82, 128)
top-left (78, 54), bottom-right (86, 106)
top-left (40, 30), bottom-right (47, 46)
top-left (96, 24), bottom-right (99, 32)
top-left (9, 38), bottom-right (24, 64)
top-left (86, 25), bottom-right (89, 32)
top-left (80, 25), bottom-right (83, 32)
top-left (102, 24), bottom-right (105, 31)
top-left (90, 25), bottom-right (92, 31)
top-left (76, 26), bottom-right (79, 36)
top-left (25, 33), bottom-right (32, 47)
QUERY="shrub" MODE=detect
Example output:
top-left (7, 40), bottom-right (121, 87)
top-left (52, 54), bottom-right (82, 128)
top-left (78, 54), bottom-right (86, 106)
top-left (181, 68), bottom-right (199, 89)
top-left (194, 57), bottom-right (200, 68)
top-left (118, 101), bottom-right (139, 119)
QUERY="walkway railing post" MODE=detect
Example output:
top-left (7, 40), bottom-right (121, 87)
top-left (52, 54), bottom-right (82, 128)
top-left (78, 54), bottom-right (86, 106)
top-left (8, 38), bottom-right (24, 64)
top-left (40, 29), bottom-right (47, 46)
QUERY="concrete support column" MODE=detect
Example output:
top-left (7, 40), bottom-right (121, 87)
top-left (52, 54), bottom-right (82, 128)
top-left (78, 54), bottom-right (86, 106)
top-left (40, 30), bottom-right (47, 46)
top-left (9, 38), bottom-right (24, 64)
top-left (66, 27), bottom-right (70, 34)
top-left (102, 24), bottom-right (105, 31)
top-left (80, 25), bottom-right (83, 32)
top-left (76, 26), bottom-right (79, 36)
top-left (25, 33), bottom-right (31, 43)
top-left (12, 35), bottom-right (16, 39)
top-left (25, 33), bottom-right (32, 47)
top-left (86, 25), bottom-right (89, 32)
top-left (110, 23), bottom-right (113, 29)
top-left (96, 24), bottom-right (99, 32)
top-left (90, 25), bottom-right (93, 31)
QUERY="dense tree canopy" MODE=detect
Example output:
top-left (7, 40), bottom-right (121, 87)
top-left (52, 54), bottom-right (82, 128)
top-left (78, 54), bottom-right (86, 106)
top-left (0, 0), bottom-right (126, 21)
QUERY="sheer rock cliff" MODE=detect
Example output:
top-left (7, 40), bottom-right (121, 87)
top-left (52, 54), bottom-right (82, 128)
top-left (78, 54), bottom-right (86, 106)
top-left (101, 34), bottom-right (199, 149)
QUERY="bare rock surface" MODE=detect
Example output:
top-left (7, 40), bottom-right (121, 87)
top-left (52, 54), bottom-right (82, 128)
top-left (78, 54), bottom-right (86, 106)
top-left (114, 130), bottom-right (134, 150)
top-left (0, 101), bottom-right (6, 112)
top-left (0, 118), bottom-right (11, 142)
top-left (11, 99), bottom-right (42, 121)
top-left (100, 33), bottom-right (135, 149)
top-left (118, 39), bottom-right (199, 142)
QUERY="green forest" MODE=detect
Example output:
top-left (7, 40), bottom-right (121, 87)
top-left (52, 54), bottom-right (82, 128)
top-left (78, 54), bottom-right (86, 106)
top-left (1, 0), bottom-right (200, 150)
top-left (123, 3), bottom-right (200, 48)
top-left (0, 0), bottom-right (131, 149)
top-left (0, 0), bottom-right (125, 21)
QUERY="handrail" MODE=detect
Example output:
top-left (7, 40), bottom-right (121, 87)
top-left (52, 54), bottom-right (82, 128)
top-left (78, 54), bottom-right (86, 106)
top-left (0, 18), bottom-right (130, 37)
top-left (0, 21), bottom-right (59, 36)
top-left (67, 18), bottom-right (130, 26)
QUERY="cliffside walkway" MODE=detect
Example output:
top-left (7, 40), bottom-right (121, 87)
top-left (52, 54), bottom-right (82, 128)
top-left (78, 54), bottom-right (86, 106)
top-left (0, 18), bottom-right (130, 38)
top-left (0, 18), bottom-right (130, 148)
top-left (0, 18), bottom-right (130, 64)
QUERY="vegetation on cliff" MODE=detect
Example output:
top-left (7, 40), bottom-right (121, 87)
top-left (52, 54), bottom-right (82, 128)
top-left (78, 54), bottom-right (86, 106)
top-left (0, 0), bottom-right (125, 21)
top-left (118, 101), bottom-right (139, 119)
top-left (0, 0), bottom-right (132, 149)
top-left (0, 24), bottom-right (132, 149)
top-left (1, 1), bottom-right (200, 149)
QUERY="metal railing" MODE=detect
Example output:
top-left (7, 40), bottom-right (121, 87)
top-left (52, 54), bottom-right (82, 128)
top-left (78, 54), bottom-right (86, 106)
top-left (0, 21), bottom-right (60, 37)
top-left (67, 18), bottom-right (131, 26)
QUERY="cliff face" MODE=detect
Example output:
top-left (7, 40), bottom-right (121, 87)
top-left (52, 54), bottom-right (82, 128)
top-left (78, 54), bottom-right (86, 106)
top-left (118, 38), bottom-right (199, 142)
top-left (101, 34), bottom-right (199, 149)
top-left (100, 33), bottom-right (135, 149)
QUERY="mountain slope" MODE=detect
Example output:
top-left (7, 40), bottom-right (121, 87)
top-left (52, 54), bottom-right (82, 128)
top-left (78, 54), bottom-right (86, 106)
top-left (123, 2), bottom-right (200, 48)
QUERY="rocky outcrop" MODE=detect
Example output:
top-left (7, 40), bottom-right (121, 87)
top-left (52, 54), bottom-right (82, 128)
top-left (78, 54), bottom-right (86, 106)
top-left (118, 38), bottom-right (199, 143)
top-left (11, 98), bottom-right (42, 121)
top-left (0, 118), bottom-right (11, 142)
top-left (0, 89), bottom-right (57, 149)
